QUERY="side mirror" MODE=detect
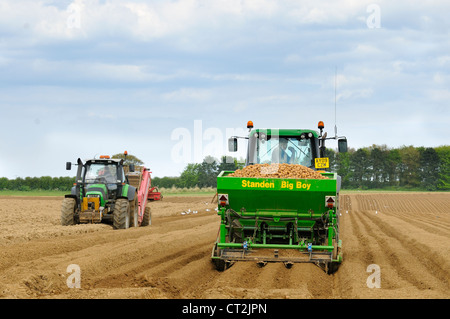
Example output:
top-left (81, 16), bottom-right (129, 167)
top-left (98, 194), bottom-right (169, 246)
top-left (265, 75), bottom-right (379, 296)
top-left (338, 138), bottom-right (348, 153)
top-left (129, 164), bottom-right (135, 172)
top-left (228, 137), bottom-right (238, 152)
top-left (66, 162), bottom-right (72, 170)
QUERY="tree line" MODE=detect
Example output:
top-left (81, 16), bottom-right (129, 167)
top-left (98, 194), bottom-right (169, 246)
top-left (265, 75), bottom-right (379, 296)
top-left (1, 145), bottom-right (448, 191)
top-left (0, 176), bottom-right (76, 192)
top-left (325, 144), bottom-right (449, 191)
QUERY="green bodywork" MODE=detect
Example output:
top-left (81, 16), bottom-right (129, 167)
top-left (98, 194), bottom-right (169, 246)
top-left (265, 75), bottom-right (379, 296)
top-left (121, 184), bottom-right (129, 198)
top-left (212, 128), bottom-right (343, 273)
top-left (85, 184), bottom-right (108, 206)
top-left (249, 128), bottom-right (319, 137)
top-left (84, 183), bottom-right (128, 208)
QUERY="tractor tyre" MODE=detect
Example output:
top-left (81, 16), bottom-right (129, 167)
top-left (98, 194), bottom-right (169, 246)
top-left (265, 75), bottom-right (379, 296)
top-left (327, 262), bottom-right (340, 275)
top-left (212, 242), bottom-right (231, 271)
top-left (327, 238), bottom-right (341, 275)
top-left (113, 199), bottom-right (130, 230)
top-left (141, 206), bottom-right (151, 226)
top-left (129, 195), bottom-right (139, 227)
top-left (61, 198), bottom-right (77, 226)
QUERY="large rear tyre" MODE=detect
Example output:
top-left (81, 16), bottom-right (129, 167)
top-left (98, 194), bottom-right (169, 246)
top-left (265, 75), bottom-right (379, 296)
top-left (61, 198), bottom-right (77, 226)
top-left (113, 199), bottom-right (130, 230)
top-left (141, 206), bottom-right (151, 226)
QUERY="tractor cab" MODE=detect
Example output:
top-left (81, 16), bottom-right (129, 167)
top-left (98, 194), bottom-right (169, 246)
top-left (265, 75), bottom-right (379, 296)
top-left (245, 129), bottom-right (320, 168)
top-left (228, 121), bottom-right (348, 171)
top-left (83, 158), bottom-right (126, 184)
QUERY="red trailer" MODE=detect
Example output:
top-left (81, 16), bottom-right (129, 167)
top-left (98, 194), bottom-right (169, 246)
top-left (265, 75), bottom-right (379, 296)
top-left (126, 167), bottom-right (153, 226)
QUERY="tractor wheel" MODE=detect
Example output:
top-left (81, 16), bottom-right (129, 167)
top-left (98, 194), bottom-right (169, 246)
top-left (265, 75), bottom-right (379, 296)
top-left (214, 258), bottom-right (227, 272)
top-left (61, 198), bottom-right (77, 226)
top-left (328, 262), bottom-right (340, 274)
top-left (113, 199), bottom-right (130, 230)
top-left (327, 238), bottom-right (341, 275)
top-left (129, 195), bottom-right (139, 227)
top-left (212, 242), bottom-right (231, 271)
top-left (213, 248), bottom-right (226, 271)
top-left (141, 206), bottom-right (151, 226)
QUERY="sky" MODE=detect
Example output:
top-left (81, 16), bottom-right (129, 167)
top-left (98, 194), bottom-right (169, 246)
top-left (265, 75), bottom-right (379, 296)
top-left (0, 0), bottom-right (449, 179)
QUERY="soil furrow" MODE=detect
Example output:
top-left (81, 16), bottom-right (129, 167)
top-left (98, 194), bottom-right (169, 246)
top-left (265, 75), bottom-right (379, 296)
top-left (1, 193), bottom-right (449, 299)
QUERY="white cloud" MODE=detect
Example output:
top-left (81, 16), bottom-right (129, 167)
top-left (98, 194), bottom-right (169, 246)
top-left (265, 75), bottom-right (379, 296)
top-left (427, 89), bottom-right (450, 102)
top-left (162, 88), bottom-right (212, 102)
top-left (0, 0), bottom-right (373, 45)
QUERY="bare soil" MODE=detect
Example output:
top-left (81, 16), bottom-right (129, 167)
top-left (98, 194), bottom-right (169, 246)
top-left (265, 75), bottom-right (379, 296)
top-left (0, 193), bottom-right (449, 299)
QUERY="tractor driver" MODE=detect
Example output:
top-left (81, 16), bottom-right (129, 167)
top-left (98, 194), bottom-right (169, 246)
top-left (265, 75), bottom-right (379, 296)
top-left (272, 138), bottom-right (296, 164)
top-left (97, 165), bottom-right (117, 184)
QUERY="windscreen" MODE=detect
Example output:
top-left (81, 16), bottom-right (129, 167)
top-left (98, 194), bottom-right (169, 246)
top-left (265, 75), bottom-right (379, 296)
top-left (248, 133), bottom-right (315, 168)
top-left (84, 163), bottom-right (118, 184)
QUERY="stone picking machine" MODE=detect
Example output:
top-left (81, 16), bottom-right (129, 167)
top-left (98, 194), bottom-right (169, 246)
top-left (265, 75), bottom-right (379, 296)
top-left (211, 121), bottom-right (348, 274)
top-left (61, 151), bottom-right (152, 229)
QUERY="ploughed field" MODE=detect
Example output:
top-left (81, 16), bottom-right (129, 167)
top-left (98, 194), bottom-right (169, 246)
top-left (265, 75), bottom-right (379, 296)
top-left (0, 193), bottom-right (449, 299)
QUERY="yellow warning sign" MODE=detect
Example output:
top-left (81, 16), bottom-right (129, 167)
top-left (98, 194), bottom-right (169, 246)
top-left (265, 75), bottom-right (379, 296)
top-left (315, 157), bottom-right (329, 169)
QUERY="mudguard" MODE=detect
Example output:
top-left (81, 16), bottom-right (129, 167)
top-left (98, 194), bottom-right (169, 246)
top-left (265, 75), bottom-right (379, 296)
top-left (121, 184), bottom-right (137, 201)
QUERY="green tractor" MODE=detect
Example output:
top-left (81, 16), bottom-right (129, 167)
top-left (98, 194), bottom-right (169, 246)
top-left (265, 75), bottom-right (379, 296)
top-left (211, 121), bottom-right (348, 274)
top-left (61, 154), bottom-right (149, 229)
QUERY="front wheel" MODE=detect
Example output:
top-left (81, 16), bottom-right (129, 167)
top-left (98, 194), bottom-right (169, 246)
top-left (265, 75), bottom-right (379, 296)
top-left (113, 199), bottom-right (130, 230)
top-left (61, 198), bottom-right (77, 226)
